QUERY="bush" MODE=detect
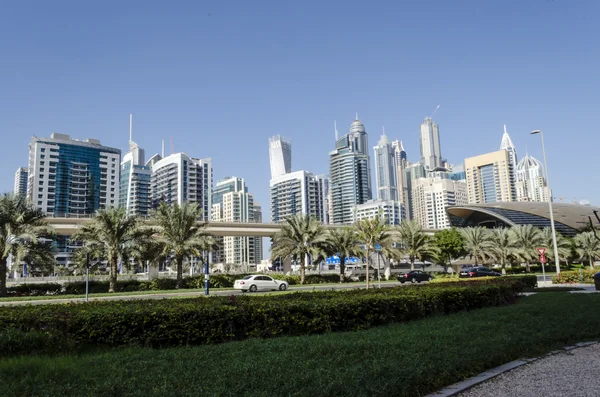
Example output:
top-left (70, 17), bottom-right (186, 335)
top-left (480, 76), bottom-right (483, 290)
top-left (7, 283), bottom-right (63, 297)
top-left (552, 270), bottom-right (595, 284)
top-left (431, 275), bottom-right (537, 289)
top-left (0, 278), bottom-right (525, 354)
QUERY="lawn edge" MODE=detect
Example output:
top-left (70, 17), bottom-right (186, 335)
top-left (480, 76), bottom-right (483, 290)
top-left (426, 340), bottom-right (599, 397)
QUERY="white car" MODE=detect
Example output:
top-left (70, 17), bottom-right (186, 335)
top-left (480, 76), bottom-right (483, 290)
top-left (233, 275), bottom-right (289, 293)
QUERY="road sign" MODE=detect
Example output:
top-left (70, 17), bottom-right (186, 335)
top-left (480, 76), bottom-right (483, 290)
top-left (539, 255), bottom-right (547, 263)
top-left (536, 247), bottom-right (546, 256)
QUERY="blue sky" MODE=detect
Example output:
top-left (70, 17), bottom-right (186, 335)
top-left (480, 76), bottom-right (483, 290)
top-left (1, 0), bottom-right (598, 220)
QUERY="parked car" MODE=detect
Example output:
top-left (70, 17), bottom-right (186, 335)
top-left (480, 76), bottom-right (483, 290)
top-left (459, 267), bottom-right (502, 278)
top-left (233, 275), bottom-right (289, 293)
top-left (396, 270), bottom-right (433, 283)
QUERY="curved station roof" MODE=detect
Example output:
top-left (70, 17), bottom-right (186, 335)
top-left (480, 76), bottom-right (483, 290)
top-left (446, 202), bottom-right (599, 237)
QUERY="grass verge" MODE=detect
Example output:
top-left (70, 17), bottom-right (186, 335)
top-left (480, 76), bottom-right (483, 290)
top-left (1, 293), bottom-right (599, 397)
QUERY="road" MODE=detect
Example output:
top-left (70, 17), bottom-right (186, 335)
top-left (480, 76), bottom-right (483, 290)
top-left (0, 281), bottom-right (407, 307)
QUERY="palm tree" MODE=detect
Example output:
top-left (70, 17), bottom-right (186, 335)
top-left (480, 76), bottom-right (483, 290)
top-left (397, 220), bottom-right (433, 271)
top-left (74, 207), bottom-right (148, 292)
top-left (0, 194), bottom-right (52, 296)
top-left (354, 215), bottom-right (392, 289)
top-left (461, 227), bottom-right (493, 266)
top-left (488, 228), bottom-right (517, 274)
top-left (574, 232), bottom-right (600, 270)
top-left (322, 227), bottom-right (362, 283)
top-left (539, 228), bottom-right (572, 268)
top-left (511, 224), bottom-right (543, 273)
top-left (20, 239), bottom-right (57, 277)
top-left (153, 202), bottom-right (210, 288)
top-left (271, 214), bottom-right (327, 284)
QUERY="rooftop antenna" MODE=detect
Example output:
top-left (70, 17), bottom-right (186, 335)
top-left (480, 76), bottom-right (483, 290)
top-left (429, 105), bottom-right (440, 119)
top-left (161, 139), bottom-right (165, 158)
top-left (382, 126), bottom-right (385, 137)
top-left (334, 120), bottom-right (338, 140)
top-left (170, 136), bottom-right (174, 155)
top-left (129, 114), bottom-right (133, 142)
top-left (356, 112), bottom-right (359, 120)
top-left (504, 124), bottom-right (508, 135)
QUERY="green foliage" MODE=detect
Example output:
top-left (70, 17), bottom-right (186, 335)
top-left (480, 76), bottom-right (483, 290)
top-left (552, 270), bottom-right (597, 284)
top-left (0, 279), bottom-right (525, 355)
top-left (430, 274), bottom-right (537, 289)
top-left (6, 283), bottom-right (63, 296)
top-left (397, 220), bottom-right (434, 271)
top-left (574, 232), bottom-right (600, 270)
top-left (433, 228), bottom-right (465, 270)
top-left (460, 227), bottom-right (493, 265)
top-left (320, 227), bottom-right (363, 282)
top-left (354, 214), bottom-right (393, 289)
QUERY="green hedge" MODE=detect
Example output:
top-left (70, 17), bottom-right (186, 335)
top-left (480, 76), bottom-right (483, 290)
top-left (7, 283), bottom-right (63, 297)
top-left (431, 275), bottom-right (537, 289)
top-left (552, 270), bottom-right (596, 284)
top-left (0, 279), bottom-right (525, 355)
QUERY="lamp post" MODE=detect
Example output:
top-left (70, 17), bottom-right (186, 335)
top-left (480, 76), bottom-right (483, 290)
top-left (531, 129), bottom-right (560, 275)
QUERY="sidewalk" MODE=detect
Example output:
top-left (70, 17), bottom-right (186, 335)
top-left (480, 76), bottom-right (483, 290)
top-left (456, 343), bottom-right (600, 397)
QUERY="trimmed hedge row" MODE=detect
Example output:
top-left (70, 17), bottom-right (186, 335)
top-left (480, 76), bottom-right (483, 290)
top-left (0, 279), bottom-right (526, 354)
top-left (431, 275), bottom-right (537, 289)
top-left (5, 273), bottom-right (353, 297)
top-left (552, 270), bottom-right (595, 284)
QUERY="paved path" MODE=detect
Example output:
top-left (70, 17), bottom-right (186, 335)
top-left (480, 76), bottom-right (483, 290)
top-left (457, 343), bottom-right (600, 397)
top-left (0, 281), bottom-right (406, 306)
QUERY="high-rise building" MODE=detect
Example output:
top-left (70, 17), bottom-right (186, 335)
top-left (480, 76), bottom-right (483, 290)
top-left (373, 132), bottom-right (398, 201)
top-left (315, 175), bottom-right (330, 224)
top-left (464, 150), bottom-right (516, 204)
top-left (253, 202), bottom-right (263, 261)
top-left (500, 125), bottom-right (518, 199)
top-left (353, 199), bottom-right (404, 226)
top-left (420, 117), bottom-right (442, 170)
top-left (329, 117), bottom-right (372, 224)
top-left (119, 115), bottom-right (151, 216)
top-left (268, 135), bottom-right (292, 179)
top-left (27, 133), bottom-right (121, 216)
top-left (404, 162), bottom-right (427, 220)
top-left (515, 154), bottom-right (550, 202)
top-left (270, 170), bottom-right (328, 223)
top-left (211, 177), bottom-right (257, 266)
top-left (14, 167), bottom-right (28, 196)
top-left (149, 153), bottom-right (212, 221)
top-left (392, 140), bottom-right (409, 222)
top-left (412, 176), bottom-right (468, 230)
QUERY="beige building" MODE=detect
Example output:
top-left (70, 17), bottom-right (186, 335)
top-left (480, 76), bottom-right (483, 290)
top-left (411, 177), bottom-right (468, 230)
top-left (464, 150), bottom-right (516, 204)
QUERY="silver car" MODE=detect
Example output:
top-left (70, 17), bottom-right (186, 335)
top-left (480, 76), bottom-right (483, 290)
top-left (233, 275), bottom-right (289, 293)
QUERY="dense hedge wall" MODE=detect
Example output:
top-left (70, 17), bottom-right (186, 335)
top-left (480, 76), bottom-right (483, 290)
top-left (552, 270), bottom-right (596, 284)
top-left (0, 279), bottom-right (526, 355)
top-left (431, 275), bottom-right (537, 289)
top-left (5, 273), bottom-right (354, 297)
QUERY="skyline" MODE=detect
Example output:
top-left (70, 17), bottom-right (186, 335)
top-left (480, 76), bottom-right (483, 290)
top-left (2, 1), bottom-right (599, 214)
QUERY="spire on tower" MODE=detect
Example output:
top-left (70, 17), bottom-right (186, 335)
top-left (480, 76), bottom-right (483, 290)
top-left (500, 124), bottom-right (515, 150)
top-left (334, 120), bottom-right (338, 141)
top-left (129, 114), bottom-right (133, 142)
top-left (355, 112), bottom-right (359, 120)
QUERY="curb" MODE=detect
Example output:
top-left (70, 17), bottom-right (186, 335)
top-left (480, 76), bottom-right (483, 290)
top-left (426, 341), bottom-right (599, 397)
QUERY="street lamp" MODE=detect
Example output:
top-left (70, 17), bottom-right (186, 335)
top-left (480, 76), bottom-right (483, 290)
top-left (531, 129), bottom-right (560, 275)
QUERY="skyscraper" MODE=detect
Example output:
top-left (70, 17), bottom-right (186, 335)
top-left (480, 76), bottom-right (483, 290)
top-left (329, 117), bottom-right (372, 225)
top-left (149, 153), bottom-right (212, 221)
top-left (253, 202), bottom-right (263, 261)
top-left (119, 115), bottom-right (152, 216)
top-left (404, 162), bottom-right (427, 220)
top-left (268, 135), bottom-right (292, 179)
top-left (500, 125), bottom-right (518, 200)
top-left (464, 150), bottom-right (516, 204)
top-left (14, 167), bottom-right (28, 196)
top-left (27, 133), bottom-right (121, 216)
top-left (411, 176), bottom-right (468, 230)
top-left (515, 154), bottom-right (550, 202)
top-left (420, 117), bottom-right (442, 170)
top-left (270, 170), bottom-right (328, 223)
top-left (373, 132), bottom-right (398, 201)
top-left (211, 177), bottom-right (257, 266)
top-left (392, 140), bottom-right (408, 219)
top-left (354, 200), bottom-right (404, 226)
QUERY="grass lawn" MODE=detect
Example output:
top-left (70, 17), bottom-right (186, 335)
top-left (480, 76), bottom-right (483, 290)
top-left (1, 292), bottom-right (599, 397)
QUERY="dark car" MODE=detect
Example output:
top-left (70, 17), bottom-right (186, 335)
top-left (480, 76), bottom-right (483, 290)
top-left (396, 270), bottom-right (433, 283)
top-left (459, 267), bottom-right (502, 278)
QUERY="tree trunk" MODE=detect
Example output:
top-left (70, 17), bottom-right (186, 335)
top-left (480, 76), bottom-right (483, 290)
top-left (501, 260), bottom-right (506, 275)
top-left (176, 255), bottom-right (184, 288)
top-left (108, 253), bottom-right (118, 293)
top-left (365, 249), bottom-right (371, 289)
top-left (300, 254), bottom-right (306, 284)
top-left (525, 261), bottom-right (531, 273)
top-left (384, 257), bottom-right (391, 281)
top-left (339, 257), bottom-right (345, 283)
top-left (590, 255), bottom-right (595, 271)
top-left (410, 257), bottom-right (415, 271)
top-left (0, 257), bottom-right (7, 297)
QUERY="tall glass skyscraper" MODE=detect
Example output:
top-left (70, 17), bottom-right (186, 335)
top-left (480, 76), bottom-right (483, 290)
top-left (329, 117), bottom-right (372, 225)
top-left (500, 124), bottom-right (518, 200)
top-left (268, 135), bottom-right (292, 179)
top-left (373, 132), bottom-right (398, 201)
top-left (420, 117), bottom-right (442, 170)
top-left (27, 133), bottom-right (121, 216)
top-left (14, 167), bottom-right (28, 196)
top-left (119, 116), bottom-right (151, 216)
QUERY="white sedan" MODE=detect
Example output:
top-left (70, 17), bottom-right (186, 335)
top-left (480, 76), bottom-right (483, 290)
top-left (233, 275), bottom-right (289, 293)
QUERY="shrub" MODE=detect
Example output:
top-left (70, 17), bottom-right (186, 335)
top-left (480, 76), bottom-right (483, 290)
top-left (0, 278), bottom-right (524, 354)
top-left (7, 283), bottom-right (63, 297)
top-left (552, 270), bottom-right (595, 284)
